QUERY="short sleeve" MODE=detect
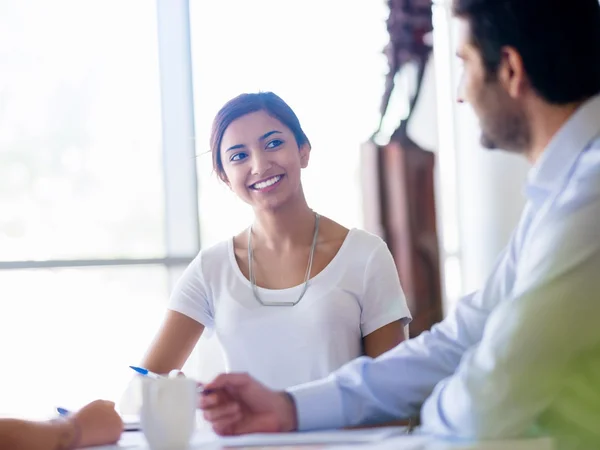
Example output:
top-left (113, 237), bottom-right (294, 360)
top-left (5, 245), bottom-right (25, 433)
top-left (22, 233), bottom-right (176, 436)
top-left (167, 252), bottom-right (215, 330)
top-left (360, 241), bottom-right (412, 336)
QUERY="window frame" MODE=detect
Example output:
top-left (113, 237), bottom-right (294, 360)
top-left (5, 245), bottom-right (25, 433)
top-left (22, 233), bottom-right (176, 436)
top-left (0, 0), bottom-right (201, 291)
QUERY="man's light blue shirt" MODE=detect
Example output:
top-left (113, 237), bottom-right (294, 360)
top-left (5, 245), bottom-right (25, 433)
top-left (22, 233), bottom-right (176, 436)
top-left (288, 94), bottom-right (600, 445)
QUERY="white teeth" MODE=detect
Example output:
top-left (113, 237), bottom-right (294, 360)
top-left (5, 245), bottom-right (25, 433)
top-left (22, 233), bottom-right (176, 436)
top-left (252, 175), bottom-right (281, 190)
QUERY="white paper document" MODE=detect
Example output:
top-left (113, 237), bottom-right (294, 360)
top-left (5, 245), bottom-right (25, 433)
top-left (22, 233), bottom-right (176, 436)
top-left (97, 427), bottom-right (409, 449)
top-left (91, 428), bottom-right (552, 450)
top-left (208, 426), bottom-right (408, 447)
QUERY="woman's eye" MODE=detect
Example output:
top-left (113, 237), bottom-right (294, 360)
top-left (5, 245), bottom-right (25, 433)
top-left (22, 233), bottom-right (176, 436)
top-left (266, 139), bottom-right (283, 149)
top-left (230, 152), bottom-right (247, 162)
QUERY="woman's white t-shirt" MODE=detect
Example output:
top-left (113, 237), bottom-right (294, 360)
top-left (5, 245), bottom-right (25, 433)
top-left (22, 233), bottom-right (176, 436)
top-left (168, 228), bottom-right (411, 390)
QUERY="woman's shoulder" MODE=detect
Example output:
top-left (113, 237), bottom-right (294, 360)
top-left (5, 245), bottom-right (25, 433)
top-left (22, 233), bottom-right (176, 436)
top-left (197, 238), bottom-right (231, 261)
top-left (346, 228), bottom-right (386, 248)
top-left (187, 238), bottom-right (234, 280)
top-left (318, 216), bottom-right (387, 259)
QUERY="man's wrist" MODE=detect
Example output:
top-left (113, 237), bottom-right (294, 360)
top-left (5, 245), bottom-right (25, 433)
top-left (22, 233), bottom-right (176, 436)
top-left (279, 391), bottom-right (298, 432)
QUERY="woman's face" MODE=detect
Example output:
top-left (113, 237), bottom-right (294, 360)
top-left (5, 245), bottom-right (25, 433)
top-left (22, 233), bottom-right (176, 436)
top-left (220, 110), bottom-right (310, 211)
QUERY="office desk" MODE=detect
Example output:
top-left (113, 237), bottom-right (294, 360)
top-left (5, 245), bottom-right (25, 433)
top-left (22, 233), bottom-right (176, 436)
top-left (89, 427), bottom-right (554, 450)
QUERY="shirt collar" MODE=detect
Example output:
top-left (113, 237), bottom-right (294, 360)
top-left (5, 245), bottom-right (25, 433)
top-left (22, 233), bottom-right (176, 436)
top-left (526, 94), bottom-right (600, 199)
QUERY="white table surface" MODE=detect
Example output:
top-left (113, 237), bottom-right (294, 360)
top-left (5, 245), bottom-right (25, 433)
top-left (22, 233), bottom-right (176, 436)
top-left (88, 427), bottom-right (554, 450)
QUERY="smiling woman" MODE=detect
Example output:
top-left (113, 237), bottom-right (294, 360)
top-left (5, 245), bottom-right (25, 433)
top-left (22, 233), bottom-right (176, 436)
top-left (136, 92), bottom-right (413, 391)
top-left (212, 93), bottom-right (311, 213)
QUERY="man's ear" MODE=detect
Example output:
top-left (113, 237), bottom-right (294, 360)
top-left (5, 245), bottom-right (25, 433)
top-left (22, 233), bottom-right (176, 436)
top-left (299, 143), bottom-right (311, 169)
top-left (498, 46), bottom-right (528, 99)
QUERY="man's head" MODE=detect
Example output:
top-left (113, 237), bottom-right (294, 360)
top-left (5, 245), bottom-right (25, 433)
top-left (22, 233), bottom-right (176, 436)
top-left (453, 0), bottom-right (600, 154)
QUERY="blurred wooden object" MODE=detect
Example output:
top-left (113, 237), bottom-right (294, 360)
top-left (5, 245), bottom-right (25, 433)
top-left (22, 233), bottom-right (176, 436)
top-left (361, 132), bottom-right (443, 338)
top-left (362, 0), bottom-right (441, 337)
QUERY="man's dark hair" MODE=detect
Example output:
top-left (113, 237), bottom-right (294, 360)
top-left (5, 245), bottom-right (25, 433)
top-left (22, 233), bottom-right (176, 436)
top-left (453, 0), bottom-right (600, 104)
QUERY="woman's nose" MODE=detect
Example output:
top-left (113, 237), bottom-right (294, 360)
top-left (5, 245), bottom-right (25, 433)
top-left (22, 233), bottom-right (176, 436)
top-left (250, 151), bottom-right (273, 176)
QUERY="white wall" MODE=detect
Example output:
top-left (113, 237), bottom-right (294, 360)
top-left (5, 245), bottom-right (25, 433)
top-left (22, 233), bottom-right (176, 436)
top-left (453, 110), bottom-right (529, 293)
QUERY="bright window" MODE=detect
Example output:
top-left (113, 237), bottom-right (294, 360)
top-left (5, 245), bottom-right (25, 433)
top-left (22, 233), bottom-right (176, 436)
top-left (0, 0), bottom-right (175, 419)
top-left (0, 0), bottom-right (165, 261)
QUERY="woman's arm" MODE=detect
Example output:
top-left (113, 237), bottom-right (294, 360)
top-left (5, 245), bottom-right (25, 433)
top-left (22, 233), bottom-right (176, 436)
top-left (352, 322), bottom-right (411, 430)
top-left (141, 310), bottom-right (205, 374)
top-left (119, 311), bottom-right (205, 414)
top-left (0, 400), bottom-right (122, 450)
top-left (362, 320), bottom-right (406, 358)
top-left (360, 240), bottom-right (412, 359)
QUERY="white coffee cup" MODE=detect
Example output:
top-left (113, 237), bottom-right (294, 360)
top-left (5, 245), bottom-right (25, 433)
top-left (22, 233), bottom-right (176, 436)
top-left (140, 376), bottom-right (197, 450)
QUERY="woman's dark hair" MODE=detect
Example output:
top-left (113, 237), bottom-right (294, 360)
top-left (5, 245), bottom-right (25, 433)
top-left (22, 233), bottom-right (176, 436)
top-left (453, 0), bottom-right (600, 104)
top-left (210, 92), bottom-right (311, 182)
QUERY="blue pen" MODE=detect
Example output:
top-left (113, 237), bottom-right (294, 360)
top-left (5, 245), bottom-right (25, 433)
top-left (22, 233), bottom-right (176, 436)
top-left (129, 365), bottom-right (212, 394)
top-left (56, 407), bottom-right (140, 432)
top-left (129, 365), bottom-right (162, 379)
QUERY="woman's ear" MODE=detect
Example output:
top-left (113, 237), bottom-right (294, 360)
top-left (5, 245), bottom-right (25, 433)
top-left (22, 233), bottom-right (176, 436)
top-left (299, 143), bottom-right (311, 169)
top-left (218, 171), bottom-right (230, 187)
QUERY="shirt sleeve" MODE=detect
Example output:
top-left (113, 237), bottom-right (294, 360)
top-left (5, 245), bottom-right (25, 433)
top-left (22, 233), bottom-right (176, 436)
top-left (288, 287), bottom-right (496, 430)
top-left (420, 187), bottom-right (600, 439)
top-left (167, 252), bottom-right (215, 330)
top-left (288, 239), bottom-right (519, 431)
top-left (359, 241), bottom-right (412, 336)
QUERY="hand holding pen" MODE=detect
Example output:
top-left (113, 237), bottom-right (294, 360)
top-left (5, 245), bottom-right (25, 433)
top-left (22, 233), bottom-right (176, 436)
top-left (56, 365), bottom-right (213, 430)
top-left (129, 365), bottom-right (212, 394)
top-left (56, 367), bottom-right (166, 416)
top-left (56, 400), bottom-right (123, 447)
